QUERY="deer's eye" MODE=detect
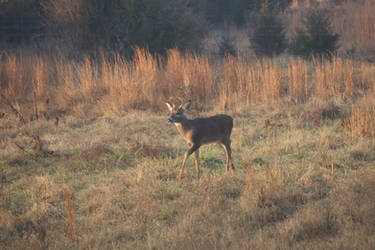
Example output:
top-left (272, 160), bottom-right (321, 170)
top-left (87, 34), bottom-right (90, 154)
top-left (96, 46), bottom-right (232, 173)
top-left (176, 109), bottom-right (184, 115)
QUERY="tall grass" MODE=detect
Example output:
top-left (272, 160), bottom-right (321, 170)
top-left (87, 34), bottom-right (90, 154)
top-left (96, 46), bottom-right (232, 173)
top-left (313, 57), bottom-right (355, 98)
top-left (100, 48), bottom-right (159, 111)
top-left (164, 49), bottom-right (214, 109)
top-left (1, 48), bottom-right (374, 122)
top-left (2, 50), bottom-right (375, 249)
top-left (220, 56), bottom-right (283, 110)
top-left (288, 57), bottom-right (308, 103)
top-left (343, 97), bottom-right (375, 139)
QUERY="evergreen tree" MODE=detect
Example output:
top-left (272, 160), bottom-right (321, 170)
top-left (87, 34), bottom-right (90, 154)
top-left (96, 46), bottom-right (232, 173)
top-left (250, 12), bottom-right (287, 57)
top-left (0, 0), bottom-right (44, 44)
top-left (43, 0), bottom-right (206, 56)
top-left (290, 9), bottom-right (339, 58)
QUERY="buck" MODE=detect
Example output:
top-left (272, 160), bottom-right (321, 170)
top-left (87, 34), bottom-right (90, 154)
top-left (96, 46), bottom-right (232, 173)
top-left (166, 101), bottom-right (234, 178)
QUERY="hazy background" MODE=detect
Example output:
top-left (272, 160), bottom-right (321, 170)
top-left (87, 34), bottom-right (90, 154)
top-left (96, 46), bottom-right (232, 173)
top-left (0, 0), bottom-right (374, 60)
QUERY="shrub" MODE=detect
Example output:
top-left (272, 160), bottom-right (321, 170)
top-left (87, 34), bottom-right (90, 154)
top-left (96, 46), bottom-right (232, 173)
top-left (112, 0), bottom-right (206, 56)
top-left (219, 36), bottom-right (237, 58)
top-left (42, 0), bottom-right (206, 56)
top-left (250, 12), bottom-right (287, 57)
top-left (290, 9), bottom-right (339, 58)
top-left (0, 0), bottom-right (43, 44)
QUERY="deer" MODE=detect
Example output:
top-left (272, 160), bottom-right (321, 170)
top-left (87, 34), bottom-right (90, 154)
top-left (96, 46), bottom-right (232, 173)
top-left (165, 100), bottom-right (234, 179)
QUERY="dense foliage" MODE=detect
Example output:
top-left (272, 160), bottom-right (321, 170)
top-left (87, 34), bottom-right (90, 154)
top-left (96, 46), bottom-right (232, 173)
top-left (290, 9), bottom-right (339, 58)
top-left (43, 0), bottom-right (205, 55)
top-left (0, 0), bottom-right (44, 44)
top-left (250, 12), bottom-right (287, 57)
top-left (190, 0), bottom-right (292, 25)
top-left (0, 0), bottom-right (292, 55)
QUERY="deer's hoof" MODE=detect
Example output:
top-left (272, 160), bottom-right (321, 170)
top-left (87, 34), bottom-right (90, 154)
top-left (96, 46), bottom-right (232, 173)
top-left (178, 173), bottom-right (185, 180)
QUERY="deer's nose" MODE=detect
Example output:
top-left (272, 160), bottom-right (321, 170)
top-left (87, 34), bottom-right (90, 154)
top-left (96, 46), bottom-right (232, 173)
top-left (168, 117), bottom-right (174, 123)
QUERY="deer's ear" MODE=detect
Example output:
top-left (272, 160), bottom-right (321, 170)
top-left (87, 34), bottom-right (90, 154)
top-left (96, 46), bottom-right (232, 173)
top-left (184, 100), bottom-right (191, 110)
top-left (165, 102), bottom-right (174, 112)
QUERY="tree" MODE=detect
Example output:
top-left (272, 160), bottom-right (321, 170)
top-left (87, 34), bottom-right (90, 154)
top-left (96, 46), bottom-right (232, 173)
top-left (189, 0), bottom-right (292, 26)
top-left (43, 0), bottom-right (206, 56)
top-left (290, 9), bottom-right (339, 58)
top-left (250, 12), bottom-right (287, 57)
top-left (0, 0), bottom-right (44, 45)
top-left (113, 0), bottom-right (206, 56)
top-left (219, 36), bottom-right (237, 57)
top-left (190, 0), bottom-right (249, 26)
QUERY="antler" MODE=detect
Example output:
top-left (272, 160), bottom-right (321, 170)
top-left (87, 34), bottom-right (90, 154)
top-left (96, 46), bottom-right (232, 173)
top-left (178, 100), bottom-right (191, 110)
top-left (165, 102), bottom-right (175, 112)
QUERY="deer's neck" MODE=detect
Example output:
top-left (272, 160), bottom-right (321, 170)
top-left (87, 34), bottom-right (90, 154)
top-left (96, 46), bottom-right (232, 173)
top-left (174, 117), bottom-right (192, 138)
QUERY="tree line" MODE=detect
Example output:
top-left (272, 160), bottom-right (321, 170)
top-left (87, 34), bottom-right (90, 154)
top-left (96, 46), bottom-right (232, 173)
top-left (0, 0), bottom-right (337, 58)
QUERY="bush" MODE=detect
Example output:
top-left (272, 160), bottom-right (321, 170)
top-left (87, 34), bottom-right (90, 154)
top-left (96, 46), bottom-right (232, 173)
top-left (290, 9), bottom-right (339, 58)
top-left (190, 0), bottom-right (292, 26)
top-left (250, 12), bottom-right (287, 57)
top-left (43, 0), bottom-right (206, 56)
top-left (0, 0), bottom-right (43, 44)
top-left (190, 0), bottom-right (250, 26)
top-left (114, 0), bottom-right (206, 56)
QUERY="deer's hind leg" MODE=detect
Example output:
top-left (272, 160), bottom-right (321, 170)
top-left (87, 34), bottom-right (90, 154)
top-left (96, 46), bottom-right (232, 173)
top-left (222, 138), bottom-right (234, 173)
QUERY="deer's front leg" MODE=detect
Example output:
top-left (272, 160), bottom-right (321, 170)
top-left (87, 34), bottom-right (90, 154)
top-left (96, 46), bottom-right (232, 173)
top-left (194, 149), bottom-right (200, 178)
top-left (179, 144), bottom-right (200, 179)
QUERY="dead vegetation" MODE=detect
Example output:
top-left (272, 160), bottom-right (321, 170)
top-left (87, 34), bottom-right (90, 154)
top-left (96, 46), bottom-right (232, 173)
top-left (1, 50), bottom-right (375, 249)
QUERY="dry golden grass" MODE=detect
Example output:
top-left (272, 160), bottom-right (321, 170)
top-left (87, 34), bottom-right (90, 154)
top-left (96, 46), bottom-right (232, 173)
top-left (1, 49), bottom-right (375, 249)
top-left (288, 57), bottom-right (308, 103)
top-left (1, 49), bottom-right (375, 137)
top-left (0, 49), bottom-right (373, 114)
top-left (2, 104), bottom-right (375, 249)
top-left (220, 57), bottom-right (283, 108)
top-left (343, 97), bottom-right (375, 139)
top-left (313, 57), bottom-right (356, 99)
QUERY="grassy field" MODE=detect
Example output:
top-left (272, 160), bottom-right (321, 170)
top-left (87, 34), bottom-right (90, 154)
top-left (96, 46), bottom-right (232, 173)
top-left (1, 51), bottom-right (375, 249)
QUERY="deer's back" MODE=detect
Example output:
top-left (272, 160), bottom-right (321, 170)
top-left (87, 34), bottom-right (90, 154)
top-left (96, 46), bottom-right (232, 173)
top-left (190, 114), bottom-right (233, 144)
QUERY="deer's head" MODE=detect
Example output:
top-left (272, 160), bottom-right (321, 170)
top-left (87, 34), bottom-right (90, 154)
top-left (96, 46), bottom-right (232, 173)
top-left (165, 101), bottom-right (191, 123)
